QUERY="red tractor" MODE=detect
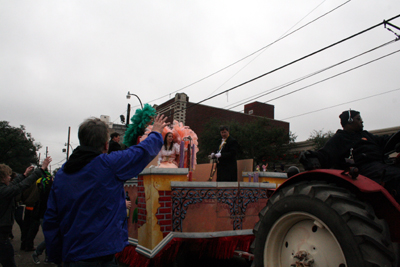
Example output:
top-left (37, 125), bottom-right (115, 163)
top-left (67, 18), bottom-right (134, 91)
top-left (252, 131), bottom-right (400, 267)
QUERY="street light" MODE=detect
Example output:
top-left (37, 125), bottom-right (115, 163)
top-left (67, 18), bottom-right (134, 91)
top-left (126, 91), bottom-right (143, 109)
top-left (126, 91), bottom-right (143, 127)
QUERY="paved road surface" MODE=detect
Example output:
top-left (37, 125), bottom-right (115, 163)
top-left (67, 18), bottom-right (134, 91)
top-left (11, 223), bottom-right (46, 267)
top-left (10, 223), bottom-right (250, 267)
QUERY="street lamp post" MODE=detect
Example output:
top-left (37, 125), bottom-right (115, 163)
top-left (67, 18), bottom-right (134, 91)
top-left (126, 91), bottom-right (143, 109)
top-left (126, 91), bottom-right (143, 126)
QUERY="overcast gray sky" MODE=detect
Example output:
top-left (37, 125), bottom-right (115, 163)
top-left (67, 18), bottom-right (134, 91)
top-left (1, 0), bottom-right (400, 170)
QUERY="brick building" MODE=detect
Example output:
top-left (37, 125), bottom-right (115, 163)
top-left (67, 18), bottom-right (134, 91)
top-left (154, 93), bottom-right (290, 137)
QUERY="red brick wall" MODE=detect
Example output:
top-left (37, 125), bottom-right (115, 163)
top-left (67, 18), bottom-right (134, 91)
top-left (153, 95), bottom-right (290, 147)
top-left (137, 176), bottom-right (147, 227)
top-left (244, 102), bottom-right (274, 118)
top-left (156, 191), bottom-right (172, 235)
top-left (184, 102), bottom-right (289, 137)
top-left (137, 176), bottom-right (172, 235)
top-left (156, 98), bottom-right (175, 110)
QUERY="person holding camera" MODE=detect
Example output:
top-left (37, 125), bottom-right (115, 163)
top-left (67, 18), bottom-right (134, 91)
top-left (0, 157), bottom-right (52, 267)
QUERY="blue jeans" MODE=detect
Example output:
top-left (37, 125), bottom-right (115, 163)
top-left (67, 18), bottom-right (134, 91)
top-left (36, 240), bottom-right (46, 256)
top-left (64, 256), bottom-right (118, 267)
top-left (0, 238), bottom-right (16, 267)
top-left (36, 219), bottom-right (46, 256)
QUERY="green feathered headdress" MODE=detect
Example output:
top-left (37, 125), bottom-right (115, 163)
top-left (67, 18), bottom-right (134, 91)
top-left (123, 103), bottom-right (156, 147)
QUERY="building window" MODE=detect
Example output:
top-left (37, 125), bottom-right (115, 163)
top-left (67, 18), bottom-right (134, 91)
top-left (248, 110), bottom-right (253, 115)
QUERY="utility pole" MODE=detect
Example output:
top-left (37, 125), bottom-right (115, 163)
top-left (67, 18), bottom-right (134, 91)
top-left (66, 126), bottom-right (71, 160)
top-left (126, 103), bottom-right (131, 127)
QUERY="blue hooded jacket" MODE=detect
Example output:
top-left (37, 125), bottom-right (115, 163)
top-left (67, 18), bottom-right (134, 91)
top-left (43, 132), bottom-right (162, 263)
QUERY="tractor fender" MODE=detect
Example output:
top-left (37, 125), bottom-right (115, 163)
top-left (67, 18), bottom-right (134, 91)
top-left (274, 169), bottom-right (400, 242)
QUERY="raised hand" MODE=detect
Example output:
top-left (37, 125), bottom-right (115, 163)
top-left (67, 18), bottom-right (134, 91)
top-left (41, 156), bottom-right (52, 170)
top-left (151, 114), bottom-right (170, 133)
top-left (24, 166), bottom-right (34, 176)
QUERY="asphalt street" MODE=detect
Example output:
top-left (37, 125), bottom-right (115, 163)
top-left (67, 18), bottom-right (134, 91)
top-left (10, 223), bottom-right (46, 267)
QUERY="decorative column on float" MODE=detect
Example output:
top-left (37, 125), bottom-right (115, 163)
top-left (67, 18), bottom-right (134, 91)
top-left (137, 168), bottom-right (188, 250)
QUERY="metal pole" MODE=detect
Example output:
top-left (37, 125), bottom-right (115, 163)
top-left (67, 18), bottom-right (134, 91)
top-left (67, 127), bottom-right (71, 160)
top-left (127, 92), bottom-right (143, 109)
top-left (126, 103), bottom-right (131, 126)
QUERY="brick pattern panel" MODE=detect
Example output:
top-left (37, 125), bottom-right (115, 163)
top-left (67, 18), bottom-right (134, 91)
top-left (156, 190), bottom-right (172, 234)
top-left (137, 176), bottom-right (147, 227)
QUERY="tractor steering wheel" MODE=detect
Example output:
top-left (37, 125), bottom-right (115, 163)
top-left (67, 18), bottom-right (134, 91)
top-left (382, 130), bottom-right (400, 164)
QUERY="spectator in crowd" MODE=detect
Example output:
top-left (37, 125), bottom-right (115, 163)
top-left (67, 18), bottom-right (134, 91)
top-left (108, 132), bottom-right (122, 154)
top-left (43, 115), bottom-right (168, 266)
top-left (20, 178), bottom-right (41, 251)
top-left (32, 171), bottom-right (61, 266)
top-left (9, 173), bottom-right (22, 240)
top-left (0, 157), bottom-right (52, 267)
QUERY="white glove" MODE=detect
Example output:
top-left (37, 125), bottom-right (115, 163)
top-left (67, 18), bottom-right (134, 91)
top-left (215, 152), bottom-right (221, 158)
top-left (208, 153), bottom-right (215, 159)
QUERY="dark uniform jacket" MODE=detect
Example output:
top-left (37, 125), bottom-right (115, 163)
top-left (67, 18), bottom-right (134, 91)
top-left (215, 136), bottom-right (238, 182)
top-left (315, 129), bottom-right (391, 169)
top-left (108, 140), bottom-right (122, 154)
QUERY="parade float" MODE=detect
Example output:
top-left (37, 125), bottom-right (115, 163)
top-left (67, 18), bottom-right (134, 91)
top-left (118, 168), bottom-right (279, 267)
top-left (116, 104), bottom-right (283, 266)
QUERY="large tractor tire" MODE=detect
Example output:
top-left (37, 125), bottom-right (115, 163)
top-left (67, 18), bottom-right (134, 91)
top-left (252, 181), bottom-right (395, 267)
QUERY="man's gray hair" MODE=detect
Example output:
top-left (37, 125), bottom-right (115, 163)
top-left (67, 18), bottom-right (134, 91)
top-left (78, 118), bottom-right (109, 152)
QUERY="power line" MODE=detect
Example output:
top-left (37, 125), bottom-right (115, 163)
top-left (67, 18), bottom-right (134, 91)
top-left (116, 13), bottom-right (400, 126)
top-left (225, 47), bottom-right (400, 117)
top-left (52, 158), bottom-right (66, 166)
top-left (179, 14), bottom-right (400, 114)
top-left (112, 0), bottom-right (353, 122)
top-left (224, 39), bottom-right (398, 111)
top-left (281, 87), bottom-right (400, 120)
top-left (149, 0), bottom-right (352, 104)
top-left (264, 48), bottom-right (400, 104)
top-left (205, 0), bottom-right (334, 98)
top-left (179, 46), bottom-right (400, 125)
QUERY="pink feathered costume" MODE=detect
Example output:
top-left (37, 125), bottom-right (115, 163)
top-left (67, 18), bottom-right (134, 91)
top-left (139, 120), bottom-right (198, 169)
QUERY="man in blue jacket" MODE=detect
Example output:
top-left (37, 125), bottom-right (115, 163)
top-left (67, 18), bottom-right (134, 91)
top-left (43, 115), bottom-right (168, 266)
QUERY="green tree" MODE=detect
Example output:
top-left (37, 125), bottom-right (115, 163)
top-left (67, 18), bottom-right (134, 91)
top-left (197, 118), bottom-right (296, 165)
top-left (307, 129), bottom-right (334, 150)
top-left (0, 121), bottom-right (41, 173)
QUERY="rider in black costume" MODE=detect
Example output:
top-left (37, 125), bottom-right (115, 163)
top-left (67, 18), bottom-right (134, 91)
top-left (301, 110), bottom-right (400, 201)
